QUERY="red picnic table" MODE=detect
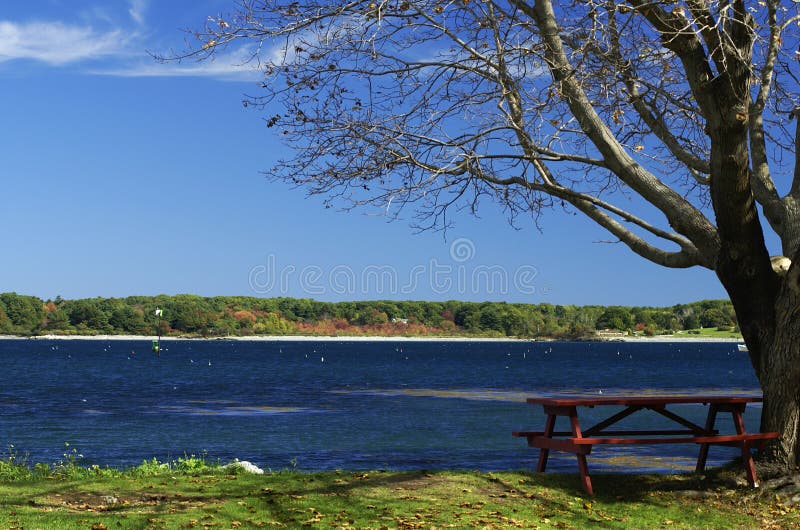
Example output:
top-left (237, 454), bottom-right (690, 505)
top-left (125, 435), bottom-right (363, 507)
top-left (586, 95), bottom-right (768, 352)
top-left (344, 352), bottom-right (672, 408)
top-left (513, 395), bottom-right (778, 496)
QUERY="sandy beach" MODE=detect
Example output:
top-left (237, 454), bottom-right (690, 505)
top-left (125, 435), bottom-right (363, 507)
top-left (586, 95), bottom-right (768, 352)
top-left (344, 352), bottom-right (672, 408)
top-left (5, 334), bottom-right (527, 342)
top-left (0, 333), bottom-right (743, 343)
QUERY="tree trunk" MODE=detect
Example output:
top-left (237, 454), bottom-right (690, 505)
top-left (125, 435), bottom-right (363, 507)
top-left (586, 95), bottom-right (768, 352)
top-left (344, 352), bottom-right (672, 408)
top-left (756, 280), bottom-right (800, 468)
top-left (699, 24), bottom-right (796, 469)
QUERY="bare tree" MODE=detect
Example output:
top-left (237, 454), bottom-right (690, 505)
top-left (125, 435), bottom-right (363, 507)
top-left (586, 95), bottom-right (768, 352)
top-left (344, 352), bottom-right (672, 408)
top-left (175, 0), bottom-right (800, 470)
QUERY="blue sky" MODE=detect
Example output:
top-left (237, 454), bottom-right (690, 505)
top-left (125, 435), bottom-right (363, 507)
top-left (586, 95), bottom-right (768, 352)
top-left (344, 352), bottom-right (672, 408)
top-left (0, 0), bottom-right (729, 306)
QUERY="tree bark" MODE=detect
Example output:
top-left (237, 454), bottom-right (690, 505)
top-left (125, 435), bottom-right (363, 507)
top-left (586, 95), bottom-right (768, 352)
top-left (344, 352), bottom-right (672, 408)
top-left (690, 0), bottom-right (795, 469)
top-left (757, 269), bottom-right (800, 467)
top-left (707, 115), bottom-right (777, 381)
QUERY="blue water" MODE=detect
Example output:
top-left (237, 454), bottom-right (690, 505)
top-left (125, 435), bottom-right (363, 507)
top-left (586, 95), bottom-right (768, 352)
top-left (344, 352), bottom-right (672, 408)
top-left (0, 339), bottom-right (759, 474)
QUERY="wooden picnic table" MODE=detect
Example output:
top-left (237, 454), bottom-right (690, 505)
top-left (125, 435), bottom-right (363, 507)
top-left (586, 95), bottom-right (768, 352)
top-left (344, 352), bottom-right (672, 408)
top-left (513, 395), bottom-right (778, 496)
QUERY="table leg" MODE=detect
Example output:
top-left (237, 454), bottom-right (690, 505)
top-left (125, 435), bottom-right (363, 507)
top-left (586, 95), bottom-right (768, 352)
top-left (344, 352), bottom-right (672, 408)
top-left (537, 413), bottom-right (557, 472)
top-left (577, 454), bottom-right (593, 496)
top-left (696, 404), bottom-right (718, 472)
top-left (568, 408), bottom-right (593, 496)
top-left (731, 405), bottom-right (759, 487)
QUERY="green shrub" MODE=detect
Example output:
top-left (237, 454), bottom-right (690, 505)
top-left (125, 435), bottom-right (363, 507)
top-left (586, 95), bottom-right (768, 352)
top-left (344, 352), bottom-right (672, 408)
top-left (129, 457), bottom-right (171, 477)
top-left (0, 445), bottom-right (31, 481)
top-left (175, 453), bottom-right (213, 473)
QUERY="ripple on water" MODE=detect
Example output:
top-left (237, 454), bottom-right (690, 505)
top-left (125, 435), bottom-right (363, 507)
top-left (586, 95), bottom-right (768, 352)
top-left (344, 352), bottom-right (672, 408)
top-left (329, 388), bottom-right (531, 402)
top-left (329, 386), bottom-right (762, 403)
top-left (152, 404), bottom-right (310, 416)
top-left (81, 409), bottom-right (111, 416)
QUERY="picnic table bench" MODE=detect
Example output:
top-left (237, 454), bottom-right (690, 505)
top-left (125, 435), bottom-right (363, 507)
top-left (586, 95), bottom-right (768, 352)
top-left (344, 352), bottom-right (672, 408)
top-left (513, 395), bottom-right (779, 496)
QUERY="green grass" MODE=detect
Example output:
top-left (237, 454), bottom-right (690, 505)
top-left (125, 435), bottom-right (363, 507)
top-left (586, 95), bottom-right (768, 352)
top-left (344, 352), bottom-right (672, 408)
top-left (0, 459), bottom-right (796, 529)
top-left (672, 328), bottom-right (743, 340)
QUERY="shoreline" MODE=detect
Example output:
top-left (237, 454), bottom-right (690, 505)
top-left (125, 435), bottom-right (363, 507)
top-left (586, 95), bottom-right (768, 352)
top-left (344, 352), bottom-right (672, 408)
top-left (0, 333), bottom-right (743, 343)
top-left (617, 335), bottom-right (741, 343)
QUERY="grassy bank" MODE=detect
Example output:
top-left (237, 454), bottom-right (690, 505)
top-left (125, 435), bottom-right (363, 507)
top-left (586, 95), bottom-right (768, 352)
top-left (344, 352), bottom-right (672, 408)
top-left (673, 328), bottom-right (744, 340)
top-left (0, 458), bottom-right (796, 529)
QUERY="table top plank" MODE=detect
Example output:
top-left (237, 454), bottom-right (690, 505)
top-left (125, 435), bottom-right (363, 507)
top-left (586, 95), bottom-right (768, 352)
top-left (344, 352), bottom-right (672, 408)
top-left (525, 395), bottom-right (762, 407)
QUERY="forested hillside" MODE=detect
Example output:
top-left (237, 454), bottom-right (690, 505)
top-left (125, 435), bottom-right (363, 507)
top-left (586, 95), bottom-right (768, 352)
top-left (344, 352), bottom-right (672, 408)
top-left (0, 293), bottom-right (739, 339)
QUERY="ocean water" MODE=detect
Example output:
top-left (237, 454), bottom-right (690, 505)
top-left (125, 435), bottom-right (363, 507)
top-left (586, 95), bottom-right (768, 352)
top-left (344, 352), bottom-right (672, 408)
top-left (0, 339), bottom-right (758, 474)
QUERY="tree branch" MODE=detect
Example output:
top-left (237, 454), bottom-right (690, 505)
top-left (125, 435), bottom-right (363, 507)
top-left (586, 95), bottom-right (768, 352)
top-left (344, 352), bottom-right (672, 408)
top-left (628, 0), bottom-right (718, 120)
top-left (748, 0), bottom-right (782, 219)
top-left (482, 170), bottom-right (704, 268)
top-left (517, 0), bottom-right (719, 264)
top-left (606, 5), bottom-right (710, 175)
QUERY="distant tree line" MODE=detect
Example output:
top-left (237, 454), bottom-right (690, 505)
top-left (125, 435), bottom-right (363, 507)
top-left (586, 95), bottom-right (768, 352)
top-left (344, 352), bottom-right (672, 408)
top-left (0, 293), bottom-right (740, 339)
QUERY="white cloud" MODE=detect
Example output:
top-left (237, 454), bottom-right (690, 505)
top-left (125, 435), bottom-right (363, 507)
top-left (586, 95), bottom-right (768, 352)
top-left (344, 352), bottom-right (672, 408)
top-left (128, 0), bottom-right (147, 25)
top-left (0, 10), bottom-right (259, 82)
top-left (95, 46), bottom-right (264, 81)
top-left (0, 20), bottom-right (129, 65)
